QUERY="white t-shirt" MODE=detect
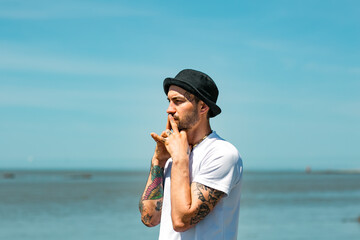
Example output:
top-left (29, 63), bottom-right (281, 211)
top-left (158, 131), bottom-right (243, 240)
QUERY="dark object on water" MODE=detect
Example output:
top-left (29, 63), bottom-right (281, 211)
top-left (3, 173), bottom-right (15, 179)
top-left (306, 169), bottom-right (360, 175)
top-left (69, 173), bottom-right (92, 180)
top-left (342, 215), bottom-right (360, 223)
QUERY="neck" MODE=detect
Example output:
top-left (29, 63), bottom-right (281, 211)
top-left (186, 120), bottom-right (212, 147)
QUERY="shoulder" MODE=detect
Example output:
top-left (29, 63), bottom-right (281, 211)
top-left (204, 132), bottom-right (242, 165)
top-left (192, 132), bottom-right (243, 195)
top-left (194, 131), bottom-right (243, 177)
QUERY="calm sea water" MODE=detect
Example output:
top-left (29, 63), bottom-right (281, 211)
top-left (1, 170), bottom-right (359, 240)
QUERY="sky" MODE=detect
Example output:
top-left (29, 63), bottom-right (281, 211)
top-left (0, 0), bottom-right (359, 171)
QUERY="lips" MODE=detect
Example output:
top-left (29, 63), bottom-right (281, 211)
top-left (169, 114), bottom-right (179, 121)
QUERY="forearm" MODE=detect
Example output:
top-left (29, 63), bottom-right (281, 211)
top-left (170, 155), bottom-right (225, 232)
top-left (139, 160), bottom-right (165, 227)
top-left (170, 156), bottom-right (195, 232)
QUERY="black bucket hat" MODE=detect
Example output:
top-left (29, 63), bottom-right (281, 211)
top-left (163, 69), bottom-right (221, 118)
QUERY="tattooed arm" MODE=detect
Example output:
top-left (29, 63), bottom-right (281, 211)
top-left (140, 117), bottom-right (173, 227)
top-left (169, 144), bottom-right (225, 232)
top-left (188, 183), bottom-right (225, 225)
top-left (163, 115), bottom-right (225, 232)
top-left (171, 178), bottom-right (225, 232)
top-left (139, 162), bottom-right (165, 227)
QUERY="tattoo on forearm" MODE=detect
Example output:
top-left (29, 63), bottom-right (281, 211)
top-left (143, 165), bottom-right (164, 200)
top-left (139, 165), bottom-right (165, 226)
top-left (190, 183), bottom-right (225, 225)
top-left (190, 203), bottom-right (210, 225)
top-left (142, 213), bottom-right (153, 226)
top-left (138, 199), bottom-right (144, 212)
top-left (155, 200), bottom-right (162, 211)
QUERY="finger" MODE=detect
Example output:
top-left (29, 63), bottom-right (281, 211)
top-left (165, 129), bottom-right (172, 136)
top-left (161, 131), bottom-right (168, 138)
top-left (166, 115), bottom-right (171, 130)
top-left (151, 132), bottom-right (166, 143)
top-left (180, 131), bottom-right (187, 138)
top-left (168, 115), bottom-right (179, 133)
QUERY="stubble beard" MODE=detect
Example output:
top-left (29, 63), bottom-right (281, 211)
top-left (175, 108), bottom-right (199, 132)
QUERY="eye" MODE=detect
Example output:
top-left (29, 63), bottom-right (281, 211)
top-left (174, 99), bottom-right (185, 105)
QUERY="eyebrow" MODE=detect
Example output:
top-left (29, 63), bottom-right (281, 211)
top-left (167, 95), bottom-right (187, 101)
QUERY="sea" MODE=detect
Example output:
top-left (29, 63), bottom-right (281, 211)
top-left (1, 170), bottom-right (359, 240)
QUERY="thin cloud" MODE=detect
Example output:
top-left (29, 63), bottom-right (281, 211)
top-left (243, 37), bottom-right (330, 55)
top-left (0, 0), bottom-right (154, 20)
top-left (0, 85), bottom-right (120, 109)
top-left (304, 62), bottom-right (360, 76)
top-left (0, 46), bottom-right (169, 78)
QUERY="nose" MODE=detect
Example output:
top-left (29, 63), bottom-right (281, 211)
top-left (166, 101), bottom-right (176, 115)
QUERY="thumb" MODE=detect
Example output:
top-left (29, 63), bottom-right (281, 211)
top-left (180, 131), bottom-right (188, 140)
top-left (180, 130), bottom-right (187, 137)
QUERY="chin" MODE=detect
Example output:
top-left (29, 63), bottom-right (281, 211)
top-left (177, 124), bottom-right (186, 132)
top-left (177, 124), bottom-right (191, 132)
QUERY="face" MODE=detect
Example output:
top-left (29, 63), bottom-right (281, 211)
top-left (167, 85), bottom-right (200, 131)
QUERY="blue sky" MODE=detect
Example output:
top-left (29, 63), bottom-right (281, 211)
top-left (1, 0), bottom-right (359, 170)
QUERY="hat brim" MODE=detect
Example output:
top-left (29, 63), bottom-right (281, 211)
top-left (163, 78), bottom-right (221, 118)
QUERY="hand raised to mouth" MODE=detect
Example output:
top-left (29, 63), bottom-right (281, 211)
top-left (151, 115), bottom-right (190, 164)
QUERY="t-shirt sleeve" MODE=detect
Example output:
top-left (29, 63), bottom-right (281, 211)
top-left (192, 142), bottom-right (242, 195)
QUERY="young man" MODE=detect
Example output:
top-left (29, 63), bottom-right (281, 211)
top-left (139, 69), bottom-right (243, 239)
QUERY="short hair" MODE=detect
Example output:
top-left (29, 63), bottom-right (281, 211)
top-left (185, 92), bottom-right (210, 119)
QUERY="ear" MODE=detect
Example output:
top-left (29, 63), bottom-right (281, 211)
top-left (199, 101), bottom-right (209, 116)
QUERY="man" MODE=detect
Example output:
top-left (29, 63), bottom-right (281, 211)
top-left (139, 69), bottom-right (243, 240)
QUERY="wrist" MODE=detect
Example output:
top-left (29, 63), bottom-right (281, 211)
top-left (152, 156), bottom-right (167, 168)
top-left (171, 153), bottom-right (189, 165)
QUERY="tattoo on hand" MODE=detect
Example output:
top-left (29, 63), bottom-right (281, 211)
top-left (190, 183), bottom-right (224, 225)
